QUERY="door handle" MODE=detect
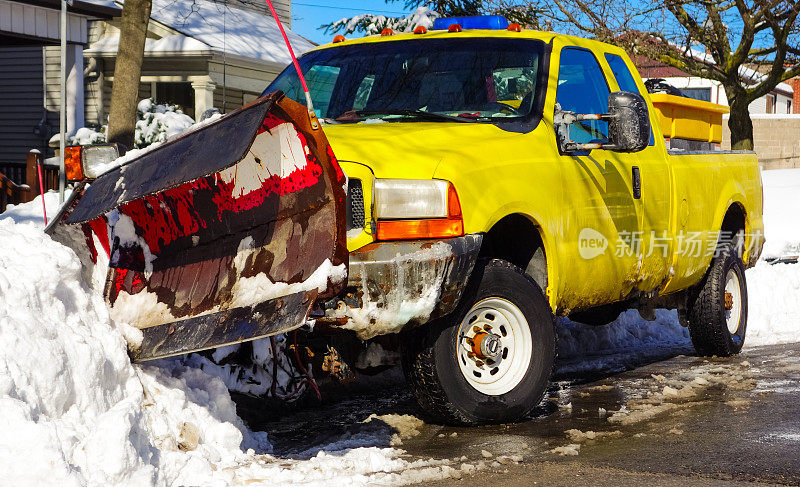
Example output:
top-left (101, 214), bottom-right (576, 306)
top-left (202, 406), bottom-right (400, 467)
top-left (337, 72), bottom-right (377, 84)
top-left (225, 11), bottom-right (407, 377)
top-left (632, 166), bottom-right (641, 199)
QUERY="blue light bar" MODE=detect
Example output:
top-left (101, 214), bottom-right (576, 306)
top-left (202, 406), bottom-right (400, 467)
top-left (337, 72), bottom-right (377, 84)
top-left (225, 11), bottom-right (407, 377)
top-left (432, 15), bottom-right (509, 31)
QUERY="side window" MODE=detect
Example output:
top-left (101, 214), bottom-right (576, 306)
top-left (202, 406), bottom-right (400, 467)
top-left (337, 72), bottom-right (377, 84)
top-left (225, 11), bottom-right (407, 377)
top-left (605, 54), bottom-right (640, 93)
top-left (556, 48), bottom-right (610, 143)
top-left (605, 53), bottom-right (655, 146)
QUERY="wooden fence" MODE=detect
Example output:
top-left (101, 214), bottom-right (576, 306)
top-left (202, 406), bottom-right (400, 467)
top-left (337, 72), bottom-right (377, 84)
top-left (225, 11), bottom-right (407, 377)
top-left (0, 150), bottom-right (60, 213)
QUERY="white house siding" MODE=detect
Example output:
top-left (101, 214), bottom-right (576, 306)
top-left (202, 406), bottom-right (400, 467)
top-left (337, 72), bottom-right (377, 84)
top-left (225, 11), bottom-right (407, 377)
top-left (0, 0), bottom-right (87, 43)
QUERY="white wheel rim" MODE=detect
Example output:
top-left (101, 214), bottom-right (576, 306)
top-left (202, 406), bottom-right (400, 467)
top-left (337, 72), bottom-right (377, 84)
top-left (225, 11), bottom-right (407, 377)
top-left (724, 269), bottom-right (742, 334)
top-left (456, 297), bottom-right (533, 396)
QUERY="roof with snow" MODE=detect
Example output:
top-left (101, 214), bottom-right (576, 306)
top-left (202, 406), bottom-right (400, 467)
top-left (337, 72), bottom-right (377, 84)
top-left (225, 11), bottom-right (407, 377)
top-left (85, 0), bottom-right (313, 66)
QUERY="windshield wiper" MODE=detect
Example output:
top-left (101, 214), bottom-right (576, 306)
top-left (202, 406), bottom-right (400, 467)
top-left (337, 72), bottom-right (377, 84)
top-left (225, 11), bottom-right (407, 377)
top-left (335, 109), bottom-right (477, 123)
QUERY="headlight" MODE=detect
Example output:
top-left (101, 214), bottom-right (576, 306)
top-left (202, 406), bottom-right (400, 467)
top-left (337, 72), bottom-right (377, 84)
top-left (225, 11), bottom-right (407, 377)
top-left (374, 179), bottom-right (449, 219)
top-left (373, 178), bottom-right (464, 241)
top-left (64, 144), bottom-right (121, 181)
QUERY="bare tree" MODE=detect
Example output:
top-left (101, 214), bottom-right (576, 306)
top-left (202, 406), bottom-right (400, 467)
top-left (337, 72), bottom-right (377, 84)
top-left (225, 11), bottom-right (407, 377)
top-left (543, 0), bottom-right (800, 150)
top-left (107, 0), bottom-right (152, 149)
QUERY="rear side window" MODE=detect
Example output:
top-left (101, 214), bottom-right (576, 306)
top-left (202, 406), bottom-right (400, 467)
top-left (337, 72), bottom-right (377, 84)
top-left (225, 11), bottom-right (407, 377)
top-left (605, 54), bottom-right (640, 93)
top-left (605, 53), bottom-right (655, 145)
top-left (556, 47), bottom-right (610, 143)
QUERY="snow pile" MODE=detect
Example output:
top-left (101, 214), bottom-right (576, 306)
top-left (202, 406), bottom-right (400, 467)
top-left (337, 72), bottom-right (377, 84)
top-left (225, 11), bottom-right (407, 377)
top-left (0, 190), bottom-right (71, 227)
top-left (0, 219), bottom-right (269, 485)
top-left (0, 203), bottom-right (467, 485)
top-left (744, 261), bottom-right (800, 346)
top-left (760, 169), bottom-right (800, 260)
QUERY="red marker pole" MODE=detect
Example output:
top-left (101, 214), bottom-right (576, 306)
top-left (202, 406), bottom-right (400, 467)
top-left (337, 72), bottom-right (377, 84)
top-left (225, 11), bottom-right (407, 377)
top-left (37, 157), bottom-right (47, 225)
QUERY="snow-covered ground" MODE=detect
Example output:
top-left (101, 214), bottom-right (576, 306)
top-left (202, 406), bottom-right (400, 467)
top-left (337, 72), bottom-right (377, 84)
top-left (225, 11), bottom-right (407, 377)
top-left (0, 168), bottom-right (798, 485)
top-left (0, 207), bottom-right (465, 485)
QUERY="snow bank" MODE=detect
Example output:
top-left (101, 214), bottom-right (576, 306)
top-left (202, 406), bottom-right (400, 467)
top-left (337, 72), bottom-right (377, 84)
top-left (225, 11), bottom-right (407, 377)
top-left (0, 202), bottom-right (465, 485)
top-left (744, 261), bottom-right (800, 346)
top-left (557, 309), bottom-right (689, 359)
top-left (0, 218), bottom-right (271, 485)
top-left (760, 169), bottom-right (800, 260)
top-left (0, 190), bottom-right (71, 227)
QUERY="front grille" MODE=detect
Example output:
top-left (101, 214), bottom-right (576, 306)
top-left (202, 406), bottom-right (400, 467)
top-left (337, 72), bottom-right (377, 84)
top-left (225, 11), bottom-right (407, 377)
top-left (346, 178), bottom-right (365, 231)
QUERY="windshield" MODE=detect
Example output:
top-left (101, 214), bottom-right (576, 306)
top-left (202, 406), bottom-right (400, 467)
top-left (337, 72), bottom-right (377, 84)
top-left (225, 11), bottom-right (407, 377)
top-left (263, 38), bottom-right (546, 123)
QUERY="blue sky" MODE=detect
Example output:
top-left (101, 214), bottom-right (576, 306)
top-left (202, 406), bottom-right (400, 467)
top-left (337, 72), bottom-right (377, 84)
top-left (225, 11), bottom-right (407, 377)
top-left (290, 0), bottom-right (415, 44)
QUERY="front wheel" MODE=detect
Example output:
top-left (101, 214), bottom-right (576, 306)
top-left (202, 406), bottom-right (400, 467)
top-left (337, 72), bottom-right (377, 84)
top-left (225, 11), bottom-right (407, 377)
top-left (687, 244), bottom-right (748, 356)
top-left (402, 259), bottom-right (556, 425)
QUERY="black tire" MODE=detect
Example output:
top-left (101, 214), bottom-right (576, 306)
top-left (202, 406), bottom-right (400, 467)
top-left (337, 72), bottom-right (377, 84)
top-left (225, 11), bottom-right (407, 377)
top-left (402, 259), bottom-right (556, 425)
top-left (687, 243), bottom-right (748, 356)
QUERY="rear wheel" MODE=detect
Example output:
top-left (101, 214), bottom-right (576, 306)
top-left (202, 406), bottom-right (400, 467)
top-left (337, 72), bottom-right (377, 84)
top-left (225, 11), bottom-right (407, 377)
top-left (403, 259), bottom-right (556, 425)
top-left (687, 244), bottom-right (748, 356)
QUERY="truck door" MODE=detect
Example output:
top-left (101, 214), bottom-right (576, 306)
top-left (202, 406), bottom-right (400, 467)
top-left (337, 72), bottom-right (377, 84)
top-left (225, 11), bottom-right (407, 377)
top-left (554, 46), bottom-right (641, 310)
top-left (602, 53), bottom-right (673, 292)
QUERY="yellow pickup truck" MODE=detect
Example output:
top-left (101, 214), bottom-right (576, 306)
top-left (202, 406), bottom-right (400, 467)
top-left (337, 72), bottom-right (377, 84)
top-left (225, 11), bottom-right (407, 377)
top-left (265, 16), bottom-right (764, 424)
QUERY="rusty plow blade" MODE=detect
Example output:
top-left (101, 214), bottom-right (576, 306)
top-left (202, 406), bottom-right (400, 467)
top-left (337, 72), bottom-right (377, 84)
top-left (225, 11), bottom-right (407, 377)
top-left (49, 93), bottom-right (348, 361)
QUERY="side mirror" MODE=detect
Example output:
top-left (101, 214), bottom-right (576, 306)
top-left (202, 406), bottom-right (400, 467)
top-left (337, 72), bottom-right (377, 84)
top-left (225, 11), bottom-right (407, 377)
top-left (554, 90), bottom-right (650, 154)
top-left (607, 91), bottom-right (650, 153)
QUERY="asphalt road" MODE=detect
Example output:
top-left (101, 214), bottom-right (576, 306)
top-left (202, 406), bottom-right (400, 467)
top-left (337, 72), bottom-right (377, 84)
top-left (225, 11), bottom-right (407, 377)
top-left (238, 343), bottom-right (800, 486)
top-left (422, 343), bottom-right (800, 486)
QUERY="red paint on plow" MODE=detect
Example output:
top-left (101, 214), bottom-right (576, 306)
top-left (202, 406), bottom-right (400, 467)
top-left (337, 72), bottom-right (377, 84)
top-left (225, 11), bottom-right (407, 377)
top-left (326, 144), bottom-right (345, 184)
top-left (211, 158), bottom-right (323, 218)
top-left (113, 117), bottom-right (323, 257)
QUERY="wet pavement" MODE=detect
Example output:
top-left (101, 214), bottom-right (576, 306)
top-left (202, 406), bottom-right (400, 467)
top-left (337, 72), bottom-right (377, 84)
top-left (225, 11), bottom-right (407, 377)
top-left (235, 342), bottom-right (800, 485)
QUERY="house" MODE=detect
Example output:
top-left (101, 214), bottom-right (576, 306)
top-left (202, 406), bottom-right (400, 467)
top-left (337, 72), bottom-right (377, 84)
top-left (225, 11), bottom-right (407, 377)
top-left (0, 0), bottom-right (120, 168)
top-left (0, 0), bottom-right (309, 168)
top-left (636, 55), bottom-right (794, 114)
top-left (83, 0), bottom-right (311, 124)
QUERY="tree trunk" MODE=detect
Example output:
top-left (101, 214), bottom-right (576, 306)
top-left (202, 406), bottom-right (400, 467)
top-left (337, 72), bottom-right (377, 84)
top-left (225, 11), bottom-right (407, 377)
top-left (727, 97), bottom-right (754, 151)
top-left (106, 0), bottom-right (152, 149)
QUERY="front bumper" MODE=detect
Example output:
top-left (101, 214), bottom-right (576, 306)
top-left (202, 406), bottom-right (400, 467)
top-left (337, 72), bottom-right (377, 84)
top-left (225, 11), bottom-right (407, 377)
top-left (318, 234), bottom-right (483, 339)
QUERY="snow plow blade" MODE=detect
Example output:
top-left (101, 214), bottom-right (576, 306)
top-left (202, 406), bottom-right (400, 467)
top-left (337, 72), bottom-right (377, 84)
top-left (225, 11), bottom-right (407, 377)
top-left (48, 93), bottom-right (348, 361)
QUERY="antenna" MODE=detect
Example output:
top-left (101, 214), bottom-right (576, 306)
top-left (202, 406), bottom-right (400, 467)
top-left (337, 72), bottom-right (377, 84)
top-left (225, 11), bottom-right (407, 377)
top-left (222, 1), bottom-right (227, 114)
top-left (264, 0), bottom-right (318, 129)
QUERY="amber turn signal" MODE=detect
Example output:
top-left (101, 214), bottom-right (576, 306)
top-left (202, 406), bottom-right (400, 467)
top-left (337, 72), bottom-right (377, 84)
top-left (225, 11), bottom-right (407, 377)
top-left (376, 218), bottom-right (464, 241)
top-left (64, 146), bottom-right (84, 181)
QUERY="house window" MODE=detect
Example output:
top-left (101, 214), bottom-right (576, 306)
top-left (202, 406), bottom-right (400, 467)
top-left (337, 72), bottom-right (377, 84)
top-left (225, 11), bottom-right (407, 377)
top-left (681, 87), bottom-right (711, 102)
top-left (154, 82), bottom-right (195, 115)
top-left (765, 94), bottom-right (776, 114)
top-left (789, 99), bottom-right (793, 114)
